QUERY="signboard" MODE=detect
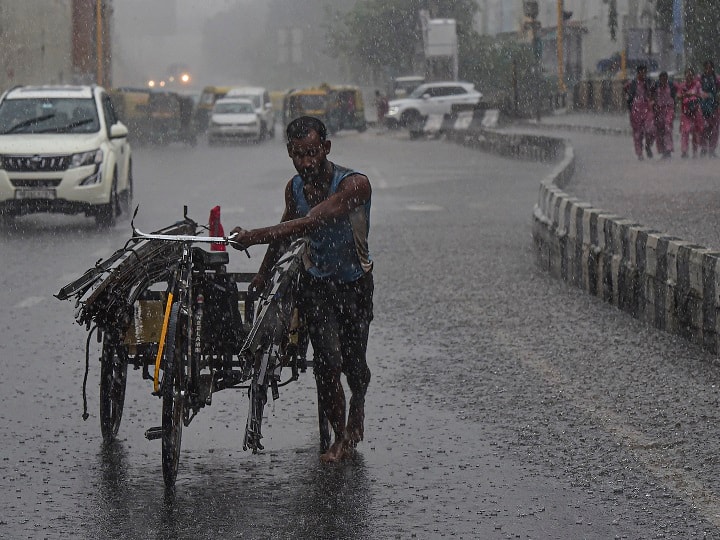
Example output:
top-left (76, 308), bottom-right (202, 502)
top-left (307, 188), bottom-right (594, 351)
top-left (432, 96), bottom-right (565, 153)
top-left (426, 19), bottom-right (456, 57)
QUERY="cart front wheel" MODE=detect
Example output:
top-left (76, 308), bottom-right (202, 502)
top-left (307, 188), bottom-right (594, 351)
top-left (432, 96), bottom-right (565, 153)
top-left (162, 303), bottom-right (185, 488)
top-left (99, 334), bottom-right (128, 442)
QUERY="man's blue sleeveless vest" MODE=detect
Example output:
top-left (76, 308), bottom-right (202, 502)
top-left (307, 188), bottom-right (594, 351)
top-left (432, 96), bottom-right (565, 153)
top-left (291, 164), bottom-right (372, 283)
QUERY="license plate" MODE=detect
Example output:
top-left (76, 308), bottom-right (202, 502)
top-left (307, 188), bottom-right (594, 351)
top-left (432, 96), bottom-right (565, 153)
top-left (15, 188), bottom-right (56, 200)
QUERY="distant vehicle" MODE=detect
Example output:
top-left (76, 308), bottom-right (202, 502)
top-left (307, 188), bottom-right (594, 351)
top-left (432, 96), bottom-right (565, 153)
top-left (385, 81), bottom-right (482, 131)
top-left (225, 86), bottom-right (275, 139)
top-left (283, 84), bottom-right (366, 133)
top-left (391, 75), bottom-right (425, 98)
top-left (195, 86), bottom-right (232, 132)
top-left (207, 98), bottom-right (262, 145)
top-left (109, 88), bottom-right (197, 146)
top-left (0, 84), bottom-right (132, 227)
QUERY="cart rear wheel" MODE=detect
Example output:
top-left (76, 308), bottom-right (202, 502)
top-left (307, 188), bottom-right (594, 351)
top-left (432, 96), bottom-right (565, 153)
top-left (162, 303), bottom-right (185, 488)
top-left (99, 335), bottom-right (128, 442)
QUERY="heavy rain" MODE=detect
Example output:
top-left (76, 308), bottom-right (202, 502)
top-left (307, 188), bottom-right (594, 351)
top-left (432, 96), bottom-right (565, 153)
top-left (2, 1), bottom-right (720, 538)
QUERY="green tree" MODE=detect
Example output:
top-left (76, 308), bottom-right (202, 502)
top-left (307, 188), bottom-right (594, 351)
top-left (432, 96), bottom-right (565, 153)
top-left (608, 0), bottom-right (618, 41)
top-left (324, 0), bottom-right (479, 78)
top-left (683, 0), bottom-right (720, 68)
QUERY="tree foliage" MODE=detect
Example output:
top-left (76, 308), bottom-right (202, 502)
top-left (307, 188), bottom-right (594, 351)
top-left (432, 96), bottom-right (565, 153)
top-left (608, 0), bottom-right (618, 41)
top-left (683, 0), bottom-right (720, 68)
top-left (324, 0), bottom-right (479, 77)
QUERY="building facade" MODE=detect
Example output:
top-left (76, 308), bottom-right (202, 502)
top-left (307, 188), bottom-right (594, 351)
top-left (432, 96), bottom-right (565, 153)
top-left (476, 0), bottom-right (680, 80)
top-left (0, 0), bottom-right (111, 92)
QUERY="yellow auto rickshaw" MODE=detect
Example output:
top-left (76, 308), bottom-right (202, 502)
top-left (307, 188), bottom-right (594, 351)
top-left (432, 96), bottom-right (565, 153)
top-left (194, 85), bottom-right (232, 132)
top-left (283, 84), bottom-right (366, 133)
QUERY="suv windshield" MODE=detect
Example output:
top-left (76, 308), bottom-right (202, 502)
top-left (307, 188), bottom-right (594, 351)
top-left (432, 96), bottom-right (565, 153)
top-left (0, 97), bottom-right (100, 134)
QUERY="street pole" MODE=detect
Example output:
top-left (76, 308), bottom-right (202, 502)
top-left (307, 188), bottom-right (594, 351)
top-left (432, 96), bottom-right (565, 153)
top-left (557, 0), bottom-right (566, 93)
top-left (96, 0), bottom-right (104, 86)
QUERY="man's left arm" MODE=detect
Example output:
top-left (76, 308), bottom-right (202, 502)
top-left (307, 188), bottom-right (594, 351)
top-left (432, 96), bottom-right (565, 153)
top-left (238, 174), bottom-right (370, 247)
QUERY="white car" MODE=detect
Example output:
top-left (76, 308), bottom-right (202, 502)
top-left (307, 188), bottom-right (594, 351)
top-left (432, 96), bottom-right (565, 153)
top-left (207, 98), bottom-right (262, 144)
top-left (0, 85), bottom-right (132, 227)
top-left (385, 81), bottom-right (482, 130)
top-left (224, 86), bottom-right (275, 139)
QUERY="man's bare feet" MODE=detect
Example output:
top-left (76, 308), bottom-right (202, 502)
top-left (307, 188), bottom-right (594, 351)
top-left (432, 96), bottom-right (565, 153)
top-left (346, 408), bottom-right (364, 444)
top-left (320, 438), bottom-right (353, 463)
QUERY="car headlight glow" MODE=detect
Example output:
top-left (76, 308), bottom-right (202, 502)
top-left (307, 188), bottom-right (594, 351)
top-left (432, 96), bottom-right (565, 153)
top-left (388, 106), bottom-right (399, 116)
top-left (70, 149), bottom-right (103, 169)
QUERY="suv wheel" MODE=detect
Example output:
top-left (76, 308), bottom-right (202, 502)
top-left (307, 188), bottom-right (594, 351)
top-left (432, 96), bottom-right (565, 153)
top-left (95, 174), bottom-right (118, 228)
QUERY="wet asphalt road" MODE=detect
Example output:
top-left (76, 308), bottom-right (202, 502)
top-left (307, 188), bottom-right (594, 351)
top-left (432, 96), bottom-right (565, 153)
top-left (2, 128), bottom-right (720, 539)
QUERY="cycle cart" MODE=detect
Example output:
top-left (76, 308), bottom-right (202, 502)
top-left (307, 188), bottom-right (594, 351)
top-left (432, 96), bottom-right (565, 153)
top-left (56, 207), bottom-right (330, 488)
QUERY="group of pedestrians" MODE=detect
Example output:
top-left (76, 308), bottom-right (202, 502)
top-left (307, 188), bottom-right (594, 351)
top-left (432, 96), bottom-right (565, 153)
top-left (624, 61), bottom-right (719, 160)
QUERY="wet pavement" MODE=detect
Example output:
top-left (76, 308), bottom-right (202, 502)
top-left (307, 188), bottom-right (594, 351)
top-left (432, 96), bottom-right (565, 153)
top-left (510, 111), bottom-right (720, 251)
top-left (2, 129), bottom-right (720, 539)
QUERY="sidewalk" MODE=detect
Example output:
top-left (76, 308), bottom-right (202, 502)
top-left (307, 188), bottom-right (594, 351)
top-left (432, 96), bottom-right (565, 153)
top-left (523, 111), bottom-right (720, 355)
top-left (522, 110), bottom-right (631, 136)
top-left (507, 111), bottom-right (719, 252)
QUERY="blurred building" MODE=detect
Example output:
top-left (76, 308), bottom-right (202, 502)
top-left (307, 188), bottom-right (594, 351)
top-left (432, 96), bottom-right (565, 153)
top-left (0, 0), bottom-right (111, 91)
top-left (264, 0), bottom-right (357, 89)
top-left (477, 0), bottom-right (680, 80)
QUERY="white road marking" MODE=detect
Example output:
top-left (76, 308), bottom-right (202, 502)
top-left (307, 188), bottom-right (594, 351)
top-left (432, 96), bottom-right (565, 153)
top-left (15, 296), bottom-right (45, 308)
top-left (405, 203), bottom-right (445, 212)
top-left (369, 166), bottom-right (388, 189)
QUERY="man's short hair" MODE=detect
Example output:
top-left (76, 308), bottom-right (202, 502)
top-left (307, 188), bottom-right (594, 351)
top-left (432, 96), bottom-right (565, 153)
top-left (286, 116), bottom-right (327, 142)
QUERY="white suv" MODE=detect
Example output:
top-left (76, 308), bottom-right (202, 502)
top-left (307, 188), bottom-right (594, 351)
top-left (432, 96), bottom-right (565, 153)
top-left (225, 86), bottom-right (275, 140)
top-left (0, 85), bottom-right (132, 227)
top-left (385, 81), bottom-right (482, 130)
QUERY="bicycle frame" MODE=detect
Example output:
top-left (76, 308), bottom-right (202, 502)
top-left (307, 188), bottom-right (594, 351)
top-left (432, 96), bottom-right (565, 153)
top-left (58, 207), bottom-right (321, 487)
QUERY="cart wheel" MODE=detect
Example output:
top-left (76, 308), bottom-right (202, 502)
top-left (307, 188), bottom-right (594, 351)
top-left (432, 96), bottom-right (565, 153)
top-left (162, 303), bottom-right (185, 488)
top-left (99, 334), bottom-right (128, 442)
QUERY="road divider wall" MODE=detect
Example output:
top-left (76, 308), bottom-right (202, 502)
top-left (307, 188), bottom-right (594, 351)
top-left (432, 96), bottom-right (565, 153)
top-left (443, 111), bottom-right (720, 355)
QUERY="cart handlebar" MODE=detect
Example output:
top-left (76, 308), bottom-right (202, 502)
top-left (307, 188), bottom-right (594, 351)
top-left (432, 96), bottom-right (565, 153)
top-left (130, 205), bottom-right (249, 256)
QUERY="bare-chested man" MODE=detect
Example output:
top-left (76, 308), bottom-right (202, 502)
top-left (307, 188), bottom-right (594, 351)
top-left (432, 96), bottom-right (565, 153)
top-left (231, 116), bottom-right (373, 463)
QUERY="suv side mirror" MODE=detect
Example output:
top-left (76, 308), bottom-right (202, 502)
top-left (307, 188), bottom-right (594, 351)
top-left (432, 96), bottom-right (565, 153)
top-left (110, 123), bottom-right (129, 139)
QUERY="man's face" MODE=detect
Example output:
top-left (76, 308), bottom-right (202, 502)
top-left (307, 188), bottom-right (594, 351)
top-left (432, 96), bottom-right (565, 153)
top-left (287, 129), bottom-right (331, 182)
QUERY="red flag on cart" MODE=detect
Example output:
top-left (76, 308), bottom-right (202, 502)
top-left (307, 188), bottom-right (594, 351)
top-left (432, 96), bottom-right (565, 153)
top-left (209, 205), bottom-right (226, 251)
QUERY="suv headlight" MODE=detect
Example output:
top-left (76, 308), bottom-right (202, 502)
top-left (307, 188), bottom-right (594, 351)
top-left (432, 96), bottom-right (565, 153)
top-left (70, 149), bottom-right (103, 169)
top-left (73, 149), bottom-right (104, 186)
top-left (388, 105), bottom-right (399, 116)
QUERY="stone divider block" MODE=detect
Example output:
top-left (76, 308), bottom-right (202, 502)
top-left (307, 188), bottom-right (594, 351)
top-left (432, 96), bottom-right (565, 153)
top-left (444, 121), bottom-right (720, 355)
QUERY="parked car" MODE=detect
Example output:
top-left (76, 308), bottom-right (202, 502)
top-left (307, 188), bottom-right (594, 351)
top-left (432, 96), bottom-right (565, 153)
top-left (207, 98), bottom-right (262, 144)
top-left (0, 85), bottom-right (132, 227)
top-left (224, 86), bottom-right (275, 139)
top-left (385, 81), bottom-right (482, 131)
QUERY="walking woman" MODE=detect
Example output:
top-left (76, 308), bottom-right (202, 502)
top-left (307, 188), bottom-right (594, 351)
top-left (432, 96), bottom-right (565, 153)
top-left (677, 67), bottom-right (704, 158)
top-left (653, 72), bottom-right (677, 159)
top-left (698, 60), bottom-right (719, 157)
top-left (624, 64), bottom-right (656, 160)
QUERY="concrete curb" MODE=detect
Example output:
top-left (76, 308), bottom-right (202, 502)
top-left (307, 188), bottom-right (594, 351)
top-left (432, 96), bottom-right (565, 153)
top-left (445, 117), bottom-right (720, 355)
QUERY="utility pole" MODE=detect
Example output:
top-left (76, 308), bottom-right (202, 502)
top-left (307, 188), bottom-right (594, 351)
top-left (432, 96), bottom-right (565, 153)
top-left (96, 0), bottom-right (104, 86)
top-left (557, 0), bottom-right (566, 93)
